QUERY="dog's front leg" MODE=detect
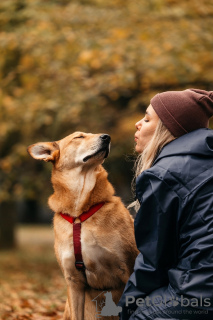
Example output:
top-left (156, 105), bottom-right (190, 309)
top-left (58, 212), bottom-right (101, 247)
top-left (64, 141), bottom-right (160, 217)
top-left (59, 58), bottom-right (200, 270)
top-left (63, 299), bottom-right (70, 320)
top-left (67, 280), bottom-right (85, 320)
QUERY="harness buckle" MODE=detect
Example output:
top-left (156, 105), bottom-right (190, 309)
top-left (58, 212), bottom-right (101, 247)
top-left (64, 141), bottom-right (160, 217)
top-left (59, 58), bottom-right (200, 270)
top-left (75, 261), bottom-right (85, 270)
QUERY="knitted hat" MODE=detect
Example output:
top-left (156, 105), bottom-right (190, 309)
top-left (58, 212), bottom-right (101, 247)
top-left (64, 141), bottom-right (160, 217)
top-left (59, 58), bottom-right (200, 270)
top-left (150, 89), bottom-right (213, 137)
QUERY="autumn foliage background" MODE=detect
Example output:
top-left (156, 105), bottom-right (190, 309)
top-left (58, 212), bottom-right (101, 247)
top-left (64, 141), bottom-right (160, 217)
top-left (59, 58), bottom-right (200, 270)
top-left (1, 0), bottom-right (213, 319)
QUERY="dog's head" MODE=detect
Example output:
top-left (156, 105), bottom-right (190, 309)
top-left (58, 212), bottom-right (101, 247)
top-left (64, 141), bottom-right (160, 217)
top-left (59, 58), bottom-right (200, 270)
top-left (27, 132), bottom-right (111, 169)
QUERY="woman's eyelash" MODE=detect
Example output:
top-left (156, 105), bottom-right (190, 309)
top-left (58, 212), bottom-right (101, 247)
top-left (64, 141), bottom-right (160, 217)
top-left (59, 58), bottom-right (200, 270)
top-left (74, 136), bottom-right (84, 139)
top-left (144, 119), bottom-right (149, 122)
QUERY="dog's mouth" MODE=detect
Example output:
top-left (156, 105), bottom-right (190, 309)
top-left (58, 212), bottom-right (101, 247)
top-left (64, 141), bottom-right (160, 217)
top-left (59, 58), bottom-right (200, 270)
top-left (83, 145), bottom-right (110, 163)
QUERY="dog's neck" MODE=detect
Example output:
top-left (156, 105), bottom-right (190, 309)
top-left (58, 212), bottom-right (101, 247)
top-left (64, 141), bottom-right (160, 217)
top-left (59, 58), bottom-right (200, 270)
top-left (48, 165), bottom-right (114, 217)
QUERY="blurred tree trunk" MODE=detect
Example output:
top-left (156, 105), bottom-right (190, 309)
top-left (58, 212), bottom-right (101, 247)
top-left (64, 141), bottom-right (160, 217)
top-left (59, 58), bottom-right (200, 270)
top-left (22, 199), bottom-right (39, 223)
top-left (0, 201), bottom-right (16, 250)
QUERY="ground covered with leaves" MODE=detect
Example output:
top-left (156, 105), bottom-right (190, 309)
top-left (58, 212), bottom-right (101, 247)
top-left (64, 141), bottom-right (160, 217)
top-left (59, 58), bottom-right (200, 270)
top-left (0, 225), bottom-right (66, 320)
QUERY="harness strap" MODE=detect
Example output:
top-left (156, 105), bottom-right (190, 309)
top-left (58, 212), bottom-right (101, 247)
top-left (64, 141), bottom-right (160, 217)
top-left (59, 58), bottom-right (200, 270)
top-left (73, 223), bottom-right (83, 269)
top-left (60, 202), bottom-right (105, 271)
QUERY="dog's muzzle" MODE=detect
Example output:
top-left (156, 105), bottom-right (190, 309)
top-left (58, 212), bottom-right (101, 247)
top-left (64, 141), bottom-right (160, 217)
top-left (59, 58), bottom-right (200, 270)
top-left (83, 134), bottom-right (111, 162)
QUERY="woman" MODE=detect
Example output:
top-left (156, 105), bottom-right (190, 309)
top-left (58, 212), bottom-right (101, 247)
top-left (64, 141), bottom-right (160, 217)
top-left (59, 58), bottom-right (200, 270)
top-left (118, 89), bottom-right (213, 319)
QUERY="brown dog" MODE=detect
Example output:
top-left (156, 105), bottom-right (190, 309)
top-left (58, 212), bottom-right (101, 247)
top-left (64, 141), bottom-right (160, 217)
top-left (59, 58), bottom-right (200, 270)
top-left (28, 132), bottom-right (138, 320)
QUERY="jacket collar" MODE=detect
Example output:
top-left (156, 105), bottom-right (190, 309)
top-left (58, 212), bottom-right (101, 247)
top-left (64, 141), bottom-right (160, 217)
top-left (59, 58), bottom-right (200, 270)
top-left (152, 128), bottom-right (213, 166)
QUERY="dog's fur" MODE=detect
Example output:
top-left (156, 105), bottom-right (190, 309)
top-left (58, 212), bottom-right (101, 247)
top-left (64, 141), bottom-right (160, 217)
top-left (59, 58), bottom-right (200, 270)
top-left (28, 132), bottom-right (138, 320)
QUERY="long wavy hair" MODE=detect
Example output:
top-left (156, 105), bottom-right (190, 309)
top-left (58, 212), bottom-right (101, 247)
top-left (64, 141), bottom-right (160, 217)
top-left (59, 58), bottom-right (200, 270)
top-left (129, 119), bottom-right (176, 212)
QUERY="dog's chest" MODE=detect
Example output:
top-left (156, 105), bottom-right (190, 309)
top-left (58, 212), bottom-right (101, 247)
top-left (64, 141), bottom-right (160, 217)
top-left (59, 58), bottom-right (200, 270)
top-left (82, 228), bottom-right (123, 288)
top-left (58, 225), bottom-right (115, 267)
top-left (56, 222), bottom-right (122, 289)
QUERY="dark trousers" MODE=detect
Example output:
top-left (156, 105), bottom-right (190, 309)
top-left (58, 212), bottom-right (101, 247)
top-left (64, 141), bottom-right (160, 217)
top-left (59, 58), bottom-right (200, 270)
top-left (127, 285), bottom-right (213, 320)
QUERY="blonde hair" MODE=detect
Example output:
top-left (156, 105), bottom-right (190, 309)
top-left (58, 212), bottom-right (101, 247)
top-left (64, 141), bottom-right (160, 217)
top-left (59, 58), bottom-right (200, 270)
top-left (129, 119), bottom-right (176, 211)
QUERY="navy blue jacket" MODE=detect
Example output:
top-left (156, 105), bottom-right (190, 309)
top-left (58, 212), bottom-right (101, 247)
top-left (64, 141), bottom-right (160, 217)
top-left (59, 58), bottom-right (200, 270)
top-left (118, 128), bottom-right (213, 319)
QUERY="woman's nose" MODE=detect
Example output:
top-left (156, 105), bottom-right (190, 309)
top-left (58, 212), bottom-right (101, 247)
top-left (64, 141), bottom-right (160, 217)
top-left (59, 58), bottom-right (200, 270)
top-left (135, 120), bottom-right (142, 130)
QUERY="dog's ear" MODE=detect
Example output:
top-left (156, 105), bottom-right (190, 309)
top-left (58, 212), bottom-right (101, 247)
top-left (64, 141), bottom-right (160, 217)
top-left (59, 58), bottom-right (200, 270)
top-left (27, 142), bottom-right (59, 162)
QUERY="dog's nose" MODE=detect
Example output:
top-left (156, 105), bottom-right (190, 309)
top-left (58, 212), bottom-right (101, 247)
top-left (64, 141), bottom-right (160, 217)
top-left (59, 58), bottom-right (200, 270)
top-left (100, 134), bottom-right (111, 142)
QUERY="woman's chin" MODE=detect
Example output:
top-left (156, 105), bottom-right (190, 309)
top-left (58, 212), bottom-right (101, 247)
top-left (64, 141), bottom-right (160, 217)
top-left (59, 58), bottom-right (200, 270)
top-left (135, 144), bottom-right (142, 153)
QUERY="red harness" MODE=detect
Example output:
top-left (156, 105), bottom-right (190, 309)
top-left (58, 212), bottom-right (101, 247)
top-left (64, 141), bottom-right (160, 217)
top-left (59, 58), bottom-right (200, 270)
top-left (60, 202), bottom-right (105, 271)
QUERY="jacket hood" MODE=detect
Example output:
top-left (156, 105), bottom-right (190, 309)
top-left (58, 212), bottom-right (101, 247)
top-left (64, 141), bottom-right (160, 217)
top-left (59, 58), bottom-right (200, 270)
top-left (153, 128), bottom-right (213, 166)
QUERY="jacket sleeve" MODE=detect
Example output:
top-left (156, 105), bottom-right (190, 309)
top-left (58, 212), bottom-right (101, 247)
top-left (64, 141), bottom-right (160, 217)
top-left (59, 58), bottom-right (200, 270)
top-left (118, 171), bottom-right (180, 320)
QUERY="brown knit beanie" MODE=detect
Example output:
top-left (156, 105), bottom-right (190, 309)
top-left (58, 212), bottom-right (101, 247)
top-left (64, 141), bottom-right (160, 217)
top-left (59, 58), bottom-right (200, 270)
top-left (150, 89), bottom-right (213, 137)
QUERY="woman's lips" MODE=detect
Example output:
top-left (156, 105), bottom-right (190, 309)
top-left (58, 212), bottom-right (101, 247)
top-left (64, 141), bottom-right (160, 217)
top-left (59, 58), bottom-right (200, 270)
top-left (134, 136), bottom-right (138, 142)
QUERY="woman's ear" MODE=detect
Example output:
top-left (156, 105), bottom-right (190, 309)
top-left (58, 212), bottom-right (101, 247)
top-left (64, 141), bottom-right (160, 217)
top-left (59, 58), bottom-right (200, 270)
top-left (27, 141), bottom-right (59, 162)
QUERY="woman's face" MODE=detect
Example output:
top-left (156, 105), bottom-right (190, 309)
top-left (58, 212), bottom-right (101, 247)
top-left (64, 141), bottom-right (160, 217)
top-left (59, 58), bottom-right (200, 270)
top-left (134, 104), bottom-right (159, 153)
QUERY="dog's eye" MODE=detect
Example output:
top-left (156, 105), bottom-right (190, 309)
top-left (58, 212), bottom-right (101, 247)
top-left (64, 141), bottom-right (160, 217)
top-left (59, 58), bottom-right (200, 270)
top-left (74, 136), bottom-right (84, 139)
